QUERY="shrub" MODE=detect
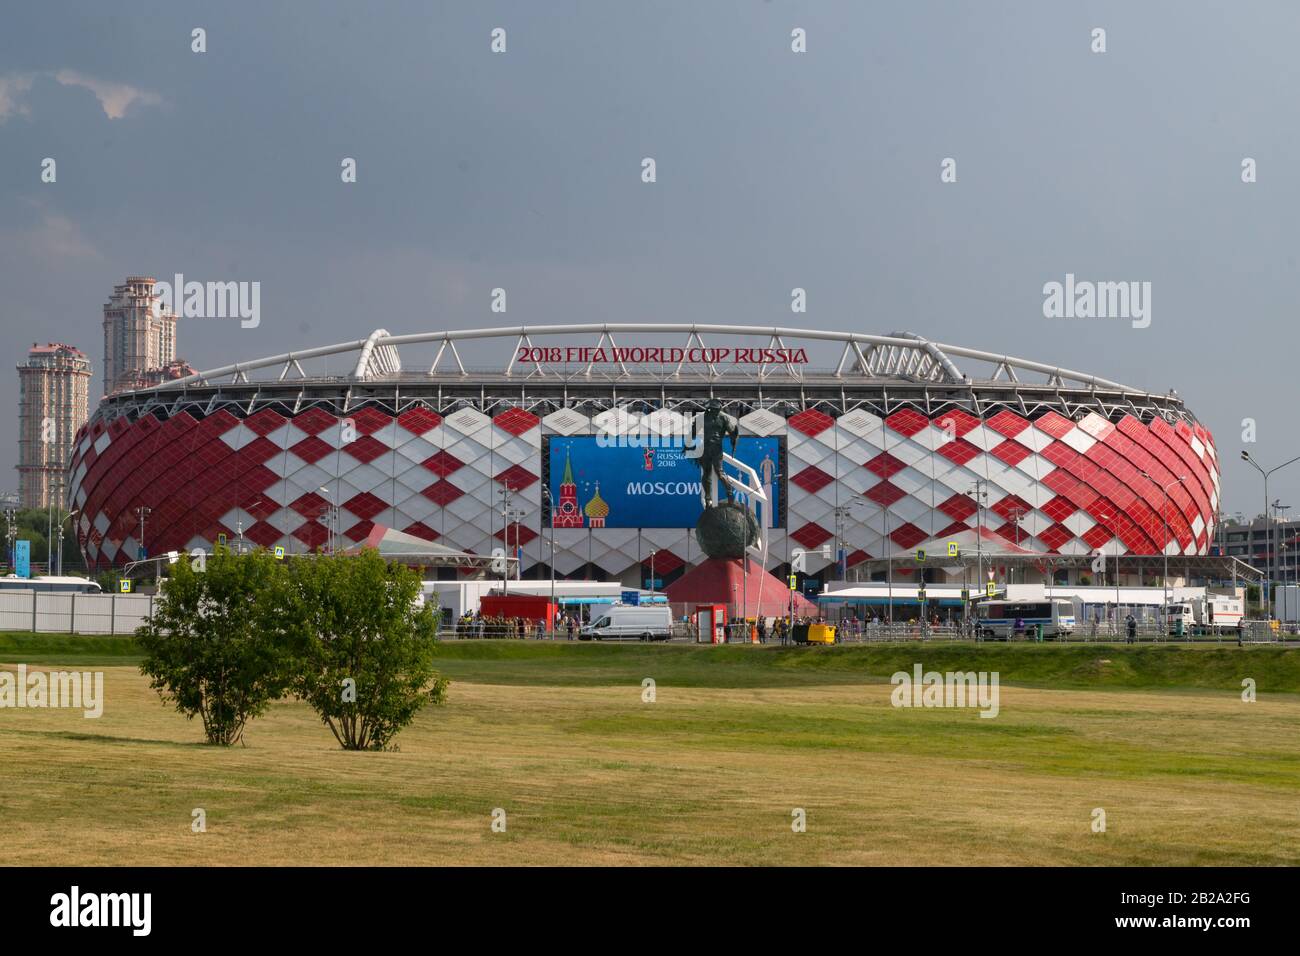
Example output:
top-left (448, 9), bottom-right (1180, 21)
top-left (285, 550), bottom-right (446, 750)
top-left (135, 549), bottom-right (295, 745)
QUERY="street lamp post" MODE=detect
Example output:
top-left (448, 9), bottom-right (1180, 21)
top-left (317, 486), bottom-right (342, 555)
top-left (1007, 505), bottom-right (1026, 584)
top-left (1241, 451), bottom-right (1300, 619)
top-left (1094, 511), bottom-right (1118, 634)
top-left (3, 508), bottom-right (16, 571)
top-left (541, 484), bottom-right (557, 638)
top-left (968, 480), bottom-right (989, 617)
top-left (497, 482), bottom-right (515, 590)
top-left (505, 506), bottom-right (526, 583)
top-left (1142, 472), bottom-right (1188, 633)
top-left (58, 509), bottom-right (79, 576)
top-left (135, 505), bottom-right (152, 561)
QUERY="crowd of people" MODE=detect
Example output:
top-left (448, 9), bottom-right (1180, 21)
top-left (453, 611), bottom-right (584, 640)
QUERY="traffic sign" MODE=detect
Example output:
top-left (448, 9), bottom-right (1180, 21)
top-left (917, 588), bottom-right (927, 603)
top-left (788, 574), bottom-right (797, 590)
top-left (947, 541), bottom-right (959, 557)
top-left (120, 579), bottom-right (133, 593)
top-left (274, 546), bottom-right (285, 560)
top-left (986, 582), bottom-right (997, 597)
top-left (217, 533), bottom-right (227, 547)
top-left (915, 549), bottom-right (926, 562)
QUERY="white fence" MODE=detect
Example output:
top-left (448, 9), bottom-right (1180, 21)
top-left (0, 591), bottom-right (155, 635)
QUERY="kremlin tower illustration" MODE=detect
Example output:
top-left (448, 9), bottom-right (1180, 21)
top-left (553, 450), bottom-right (583, 528)
top-left (552, 447), bottom-right (613, 528)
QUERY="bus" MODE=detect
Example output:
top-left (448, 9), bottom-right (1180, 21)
top-left (0, 575), bottom-right (103, 595)
top-left (975, 598), bottom-right (1075, 640)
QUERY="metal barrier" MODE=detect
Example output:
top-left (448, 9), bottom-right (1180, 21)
top-left (0, 591), bottom-right (155, 635)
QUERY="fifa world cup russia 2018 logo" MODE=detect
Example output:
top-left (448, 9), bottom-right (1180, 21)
top-left (643, 448), bottom-right (654, 471)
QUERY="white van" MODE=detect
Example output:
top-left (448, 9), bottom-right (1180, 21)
top-left (580, 605), bottom-right (673, 642)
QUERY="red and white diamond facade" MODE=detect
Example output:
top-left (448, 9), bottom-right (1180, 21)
top-left (68, 326), bottom-right (1220, 578)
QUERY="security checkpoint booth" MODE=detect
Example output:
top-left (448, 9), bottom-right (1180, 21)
top-left (694, 604), bottom-right (728, 643)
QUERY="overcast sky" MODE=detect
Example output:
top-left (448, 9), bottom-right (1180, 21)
top-left (2, 1), bottom-right (1297, 516)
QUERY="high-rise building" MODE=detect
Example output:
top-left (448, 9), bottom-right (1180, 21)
top-left (102, 276), bottom-right (177, 395)
top-left (16, 343), bottom-right (92, 509)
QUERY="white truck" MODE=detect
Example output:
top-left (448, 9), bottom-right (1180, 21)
top-left (579, 605), bottom-right (673, 642)
top-left (1165, 595), bottom-right (1244, 635)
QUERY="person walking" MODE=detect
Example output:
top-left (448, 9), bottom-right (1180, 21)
top-left (1125, 612), bottom-right (1137, 644)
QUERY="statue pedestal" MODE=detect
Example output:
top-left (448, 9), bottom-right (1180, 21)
top-left (665, 556), bottom-right (818, 620)
top-left (694, 502), bottom-right (758, 559)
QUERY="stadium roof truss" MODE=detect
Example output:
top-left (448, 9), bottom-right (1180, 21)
top-left (121, 324), bottom-right (1191, 426)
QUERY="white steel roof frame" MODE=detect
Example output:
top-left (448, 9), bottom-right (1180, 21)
top-left (135, 324), bottom-right (1140, 394)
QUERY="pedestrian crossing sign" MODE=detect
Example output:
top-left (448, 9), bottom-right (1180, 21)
top-left (947, 542), bottom-right (959, 557)
top-left (119, 579), bottom-right (132, 593)
top-left (274, 546), bottom-right (285, 560)
top-left (986, 582), bottom-right (997, 597)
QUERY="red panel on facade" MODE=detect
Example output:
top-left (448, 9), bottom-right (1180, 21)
top-left (293, 407), bottom-right (337, 436)
top-left (421, 480), bottom-right (465, 506)
top-left (398, 407), bottom-right (442, 435)
top-left (342, 435), bottom-right (389, 464)
top-left (787, 409), bottom-right (834, 437)
top-left (243, 408), bottom-right (287, 436)
top-left (348, 407), bottom-right (392, 435)
top-left (1032, 411), bottom-right (1075, 439)
top-left (936, 440), bottom-right (980, 466)
top-left (289, 435), bottom-right (333, 465)
top-left (343, 492), bottom-right (387, 521)
top-left (421, 450), bottom-right (465, 477)
top-left (790, 522), bottom-right (833, 549)
top-left (990, 440), bottom-right (1031, 467)
top-left (937, 493), bottom-right (978, 521)
top-left (890, 523), bottom-right (928, 549)
top-left (930, 408), bottom-right (980, 437)
top-left (791, 466), bottom-right (835, 494)
top-left (865, 452), bottom-right (907, 479)
top-left (864, 480), bottom-right (907, 506)
top-left (495, 464), bottom-right (538, 490)
top-left (984, 410), bottom-right (1030, 438)
top-left (885, 409), bottom-right (930, 437)
top-left (494, 408), bottom-right (541, 437)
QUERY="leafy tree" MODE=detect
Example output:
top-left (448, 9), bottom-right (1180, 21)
top-left (285, 550), bottom-right (446, 751)
top-left (135, 548), bottom-right (295, 745)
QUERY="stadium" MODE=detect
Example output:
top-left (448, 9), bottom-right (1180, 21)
top-left (68, 324), bottom-right (1230, 594)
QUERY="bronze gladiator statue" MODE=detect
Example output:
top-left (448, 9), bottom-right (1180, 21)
top-left (696, 399), bottom-right (740, 508)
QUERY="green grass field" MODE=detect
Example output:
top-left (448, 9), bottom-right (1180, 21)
top-left (3, 634), bottom-right (1299, 865)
